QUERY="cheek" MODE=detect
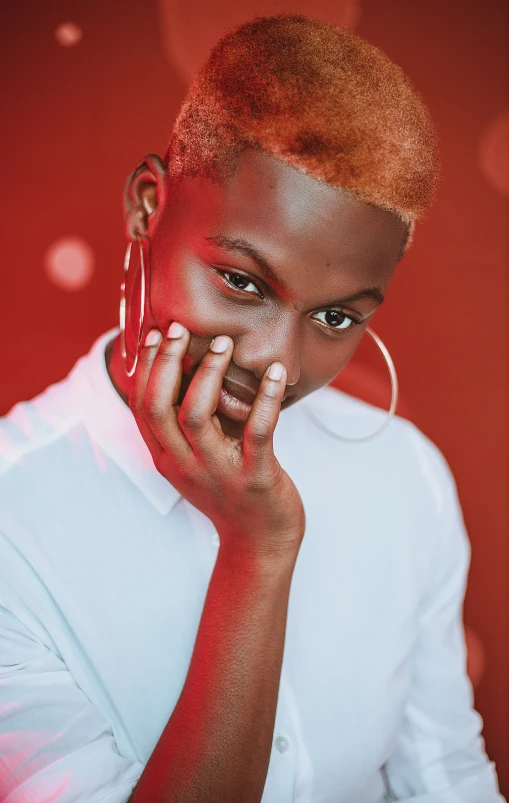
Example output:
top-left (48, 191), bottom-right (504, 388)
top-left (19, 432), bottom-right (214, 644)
top-left (301, 333), bottom-right (361, 393)
top-left (150, 254), bottom-right (225, 337)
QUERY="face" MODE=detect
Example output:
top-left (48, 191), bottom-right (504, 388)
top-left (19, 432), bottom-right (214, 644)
top-left (126, 148), bottom-right (407, 440)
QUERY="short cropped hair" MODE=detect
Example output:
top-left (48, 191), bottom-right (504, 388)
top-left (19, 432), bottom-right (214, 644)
top-left (164, 13), bottom-right (440, 251)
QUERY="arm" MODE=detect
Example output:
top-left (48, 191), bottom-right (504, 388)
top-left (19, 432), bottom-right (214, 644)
top-left (0, 595), bottom-right (145, 803)
top-left (128, 543), bottom-right (298, 803)
top-left (124, 328), bottom-right (306, 802)
top-left (2, 325), bottom-right (304, 803)
top-left (383, 440), bottom-right (505, 802)
top-left (0, 539), bottom-right (297, 803)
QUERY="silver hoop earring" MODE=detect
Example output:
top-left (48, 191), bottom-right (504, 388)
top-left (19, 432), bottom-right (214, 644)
top-left (119, 235), bottom-right (146, 377)
top-left (301, 327), bottom-right (399, 443)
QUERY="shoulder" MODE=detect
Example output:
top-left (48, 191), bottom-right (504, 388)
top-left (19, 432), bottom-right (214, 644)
top-left (0, 330), bottom-right (117, 481)
top-left (302, 385), bottom-right (469, 592)
top-left (0, 376), bottom-right (80, 481)
top-left (301, 384), bottom-right (458, 517)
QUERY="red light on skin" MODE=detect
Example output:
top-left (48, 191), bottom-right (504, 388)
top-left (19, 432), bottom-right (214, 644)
top-left (55, 21), bottom-right (83, 47)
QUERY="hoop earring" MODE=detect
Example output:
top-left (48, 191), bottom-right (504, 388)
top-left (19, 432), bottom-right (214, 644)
top-left (300, 327), bottom-right (398, 443)
top-left (119, 234), bottom-right (146, 377)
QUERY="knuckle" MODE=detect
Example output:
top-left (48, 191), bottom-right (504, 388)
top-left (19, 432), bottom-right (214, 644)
top-left (143, 396), bottom-right (167, 424)
top-left (245, 473), bottom-right (270, 495)
top-left (177, 405), bottom-right (203, 431)
top-left (247, 420), bottom-right (271, 446)
top-left (136, 347), bottom-right (153, 366)
top-left (198, 359), bottom-right (219, 378)
top-left (156, 347), bottom-right (182, 367)
top-left (260, 381), bottom-right (280, 400)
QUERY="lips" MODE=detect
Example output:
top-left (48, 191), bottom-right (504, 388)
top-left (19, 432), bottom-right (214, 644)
top-left (221, 376), bottom-right (257, 406)
top-left (222, 376), bottom-right (290, 405)
top-left (186, 360), bottom-right (290, 406)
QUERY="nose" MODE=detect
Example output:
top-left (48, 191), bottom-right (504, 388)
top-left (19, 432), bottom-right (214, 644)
top-left (231, 317), bottom-right (302, 388)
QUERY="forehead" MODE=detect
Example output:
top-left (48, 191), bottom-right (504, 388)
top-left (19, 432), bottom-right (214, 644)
top-left (167, 148), bottom-right (407, 288)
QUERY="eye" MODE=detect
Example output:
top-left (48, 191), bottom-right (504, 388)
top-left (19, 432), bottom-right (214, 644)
top-left (312, 310), bottom-right (359, 332)
top-left (216, 269), bottom-right (362, 333)
top-left (218, 270), bottom-right (263, 297)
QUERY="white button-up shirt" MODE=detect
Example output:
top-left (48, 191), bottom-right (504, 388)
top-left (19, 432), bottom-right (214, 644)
top-left (0, 329), bottom-right (504, 803)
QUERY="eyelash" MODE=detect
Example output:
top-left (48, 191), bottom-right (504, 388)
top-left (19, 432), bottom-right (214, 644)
top-left (215, 269), bottom-right (363, 333)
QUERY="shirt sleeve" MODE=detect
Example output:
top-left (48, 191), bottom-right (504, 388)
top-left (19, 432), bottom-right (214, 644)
top-left (383, 439), bottom-right (505, 802)
top-left (0, 599), bottom-right (145, 803)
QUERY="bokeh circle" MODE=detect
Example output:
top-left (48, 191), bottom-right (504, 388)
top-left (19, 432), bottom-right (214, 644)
top-left (478, 110), bottom-right (509, 198)
top-left (44, 237), bottom-right (95, 292)
top-left (159, 0), bottom-right (361, 84)
top-left (54, 22), bottom-right (83, 48)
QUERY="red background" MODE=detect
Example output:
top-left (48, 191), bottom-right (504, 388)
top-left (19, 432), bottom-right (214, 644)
top-left (1, 0), bottom-right (508, 791)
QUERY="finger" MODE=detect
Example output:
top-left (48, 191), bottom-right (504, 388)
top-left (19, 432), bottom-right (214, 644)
top-left (242, 361), bottom-right (287, 474)
top-left (142, 323), bottom-right (194, 459)
top-left (177, 335), bottom-right (234, 453)
top-left (129, 329), bottom-right (166, 461)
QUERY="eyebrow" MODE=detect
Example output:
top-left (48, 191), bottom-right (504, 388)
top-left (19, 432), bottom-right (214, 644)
top-left (204, 234), bottom-right (385, 307)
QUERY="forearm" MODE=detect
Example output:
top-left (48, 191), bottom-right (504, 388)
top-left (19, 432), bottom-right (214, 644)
top-left (129, 542), bottom-right (299, 803)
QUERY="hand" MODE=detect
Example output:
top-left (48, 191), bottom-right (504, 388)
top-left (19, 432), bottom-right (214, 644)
top-left (129, 324), bottom-right (306, 560)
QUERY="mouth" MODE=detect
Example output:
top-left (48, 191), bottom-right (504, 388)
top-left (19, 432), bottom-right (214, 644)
top-left (183, 366), bottom-right (289, 423)
top-left (221, 377), bottom-right (257, 406)
top-left (222, 376), bottom-right (289, 405)
top-left (216, 379), bottom-right (290, 423)
top-left (216, 383), bottom-right (253, 422)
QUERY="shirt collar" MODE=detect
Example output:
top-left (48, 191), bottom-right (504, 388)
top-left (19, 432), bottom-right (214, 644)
top-left (69, 328), bottom-right (182, 516)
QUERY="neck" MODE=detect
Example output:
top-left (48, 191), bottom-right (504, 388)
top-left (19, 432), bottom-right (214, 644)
top-left (105, 335), bottom-right (131, 407)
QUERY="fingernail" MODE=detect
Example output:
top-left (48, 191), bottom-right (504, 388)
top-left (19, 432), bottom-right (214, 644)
top-left (145, 329), bottom-right (162, 347)
top-left (167, 321), bottom-right (186, 339)
top-left (268, 362), bottom-right (284, 381)
top-left (210, 335), bottom-right (231, 353)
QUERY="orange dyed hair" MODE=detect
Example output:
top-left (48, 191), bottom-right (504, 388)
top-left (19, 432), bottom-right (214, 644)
top-left (164, 14), bottom-right (441, 250)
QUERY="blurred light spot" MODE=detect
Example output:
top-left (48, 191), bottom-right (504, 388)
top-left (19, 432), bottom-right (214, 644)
top-left (44, 237), bottom-right (95, 292)
top-left (464, 625), bottom-right (486, 690)
top-left (478, 110), bottom-right (509, 198)
top-left (159, 0), bottom-right (361, 84)
top-left (55, 21), bottom-right (83, 47)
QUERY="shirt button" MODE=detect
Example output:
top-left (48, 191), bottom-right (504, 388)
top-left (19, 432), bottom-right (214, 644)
top-left (211, 532), bottom-right (220, 547)
top-left (274, 735), bottom-right (290, 753)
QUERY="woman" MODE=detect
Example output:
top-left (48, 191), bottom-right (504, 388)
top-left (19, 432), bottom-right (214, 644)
top-left (0, 13), bottom-right (504, 803)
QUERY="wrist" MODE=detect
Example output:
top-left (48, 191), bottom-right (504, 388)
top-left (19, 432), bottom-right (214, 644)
top-left (216, 537), bottom-right (301, 577)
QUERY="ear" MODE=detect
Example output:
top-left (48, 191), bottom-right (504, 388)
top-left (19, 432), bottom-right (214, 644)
top-left (123, 154), bottom-right (168, 240)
